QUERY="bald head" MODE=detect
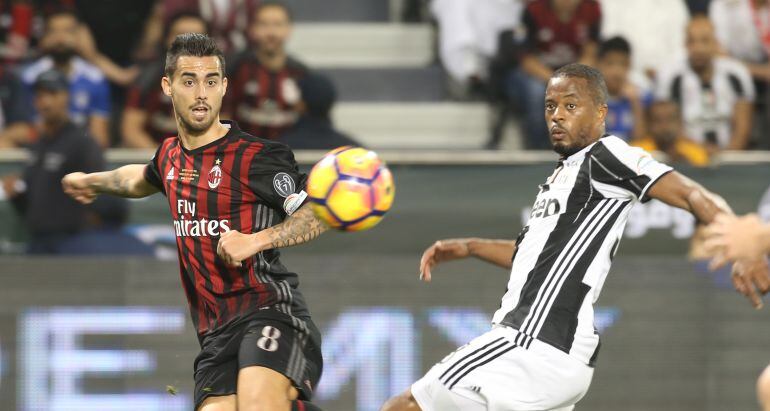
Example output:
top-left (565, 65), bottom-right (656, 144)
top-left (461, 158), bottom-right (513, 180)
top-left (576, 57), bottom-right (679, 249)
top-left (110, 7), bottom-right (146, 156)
top-left (686, 15), bottom-right (718, 72)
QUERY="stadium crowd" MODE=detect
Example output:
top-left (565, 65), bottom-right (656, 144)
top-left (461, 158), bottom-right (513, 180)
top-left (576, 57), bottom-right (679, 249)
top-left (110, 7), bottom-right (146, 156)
top-left (0, 0), bottom-right (769, 253)
top-left (0, 0), bottom-right (768, 157)
top-left (435, 0), bottom-right (770, 157)
top-left (0, 0), bottom-right (354, 152)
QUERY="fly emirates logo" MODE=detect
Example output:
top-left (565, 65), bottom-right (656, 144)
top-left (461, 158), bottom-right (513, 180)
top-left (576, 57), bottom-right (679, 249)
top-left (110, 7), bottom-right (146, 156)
top-left (173, 199), bottom-right (230, 237)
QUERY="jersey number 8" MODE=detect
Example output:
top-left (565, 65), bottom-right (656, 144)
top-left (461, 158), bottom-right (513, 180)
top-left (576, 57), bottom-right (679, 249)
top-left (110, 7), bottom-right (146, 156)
top-left (257, 326), bottom-right (281, 352)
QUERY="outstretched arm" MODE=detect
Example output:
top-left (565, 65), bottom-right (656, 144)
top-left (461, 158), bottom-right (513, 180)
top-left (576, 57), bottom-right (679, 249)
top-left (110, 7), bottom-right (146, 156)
top-left (648, 171), bottom-right (770, 308)
top-left (419, 238), bottom-right (516, 282)
top-left (704, 214), bottom-right (770, 265)
top-left (62, 164), bottom-right (160, 203)
top-left (647, 171), bottom-right (730, 223)
top-left (217, 204), bottom-right (329, 267)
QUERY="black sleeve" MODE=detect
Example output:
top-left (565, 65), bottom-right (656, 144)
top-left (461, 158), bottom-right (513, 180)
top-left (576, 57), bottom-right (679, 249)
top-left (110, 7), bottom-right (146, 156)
top-left (248, 142), bottom-right (308, 215)
top-left (589, 138), bottom-right (673, 202)
top-left (143, 143), bottom-right (165, 194)
top-left (78, 135), bottom-right (106, 173)
top-left (4, 71), bottom-right (33, 124)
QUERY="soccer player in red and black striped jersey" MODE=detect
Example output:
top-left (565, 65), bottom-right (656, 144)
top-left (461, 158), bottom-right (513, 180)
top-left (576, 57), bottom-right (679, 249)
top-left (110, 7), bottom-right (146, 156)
top-left (222, 1), bottom-right (308, 141)
top-left (62, 33), bottom-right (327, 411)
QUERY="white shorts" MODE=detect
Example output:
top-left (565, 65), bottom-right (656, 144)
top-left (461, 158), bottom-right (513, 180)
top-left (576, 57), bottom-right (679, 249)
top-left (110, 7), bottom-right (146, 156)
top-left (412, 326), bottom-right (594, 411)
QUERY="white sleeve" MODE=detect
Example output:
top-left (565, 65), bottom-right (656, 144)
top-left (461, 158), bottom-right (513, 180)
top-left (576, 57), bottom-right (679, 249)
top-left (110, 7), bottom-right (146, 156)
top-left (732, 60), bottom-right (756, 102)
top-left (431, 0), bottom-right (480, 83)
top-left (709, 1), bottom-right (730, 52)
top-left (654, 65), bottom-right (676, 101)
top-left (588, 136), bottom-right (673, 202)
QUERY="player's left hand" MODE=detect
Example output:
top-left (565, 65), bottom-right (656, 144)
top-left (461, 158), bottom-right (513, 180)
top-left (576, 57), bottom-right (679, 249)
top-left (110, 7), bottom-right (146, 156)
top-left (730, 258), bottom-right (770, 309)
top-left (217, 230), bottom-right (259, 268)
top-left (705, 213), bottom-right (767, 269)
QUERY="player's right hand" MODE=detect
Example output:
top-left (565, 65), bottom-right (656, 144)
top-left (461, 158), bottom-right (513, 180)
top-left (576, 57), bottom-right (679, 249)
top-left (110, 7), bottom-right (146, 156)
top-left (730, 258), bottom-right (770, 309)
top-left (62, 172), bottom-right (97, 204)
top-left (419, 239), bottom-right (472, 283)
top-left (705, 213), bottom-right (768, 268)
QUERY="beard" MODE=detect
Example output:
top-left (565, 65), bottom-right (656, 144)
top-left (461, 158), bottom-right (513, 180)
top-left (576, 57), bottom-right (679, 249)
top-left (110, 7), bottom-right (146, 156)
top-left (175, 105), bottom-right (218, 135)
top-left (49, 47), bottom-right (75, 65)
top-left (552, 141), bottom-right (582, 157)
top-left (551, 128), bottom-right (594, 157)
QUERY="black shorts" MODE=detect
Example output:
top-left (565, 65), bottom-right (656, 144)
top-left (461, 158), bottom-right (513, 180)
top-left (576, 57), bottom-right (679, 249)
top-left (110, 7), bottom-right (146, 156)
top-left (193, 311), bottom-right (323, 410)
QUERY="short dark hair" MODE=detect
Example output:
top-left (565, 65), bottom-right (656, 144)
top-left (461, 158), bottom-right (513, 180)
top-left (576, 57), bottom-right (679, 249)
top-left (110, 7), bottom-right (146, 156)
top-left (254, 0), bottom-right (294, 22)
top-left (598, 36), bottom-right (632, 59)
top-left (552, 63), bottom-right (608, 106)
top-left (164, 33), bottom-right (225, 78)
top-left (44, 7), bottom-right (79, 28)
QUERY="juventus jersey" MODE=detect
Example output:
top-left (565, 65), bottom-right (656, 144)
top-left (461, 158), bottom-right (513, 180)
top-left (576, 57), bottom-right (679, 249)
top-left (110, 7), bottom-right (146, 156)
top-left (491, 135), bottom-right (672, 365)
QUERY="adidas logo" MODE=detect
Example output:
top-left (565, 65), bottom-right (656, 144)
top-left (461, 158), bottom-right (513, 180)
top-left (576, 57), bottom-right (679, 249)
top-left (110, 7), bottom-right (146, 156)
top-left (166, 167), bottom-right (175, 180)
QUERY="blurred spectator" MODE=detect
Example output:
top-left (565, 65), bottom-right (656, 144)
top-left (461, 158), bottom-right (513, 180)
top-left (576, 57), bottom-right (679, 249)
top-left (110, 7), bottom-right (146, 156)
top-left (20, 8), bottom-right (111, 147)
top-left (141, 0), bottom-right (261, 56)
top-left (710, 0), bottom-right (769, 73)
top-left (1, 69), bottom-right (105, 253)
top-left (710, 0), bottom-right (770, 149)
top-left (0, 66), bottom-right (34, 148)
top-left (71, 0), bottom-right (157, 88)
top-left (430, 0), bottom-right (523, 96)
top-left (631, 100), bottom-right (710, 167)
top-left (686, 0), bottom-right (712, 15)
top-left (599, 0), bottom-right (688, 77)
top-left (0, 0), bottom-right (35, 64)
top-left (505, 0), bottom-right (601, 149)
top-left (655, 15), bottom-right (754, 151)
top-left (597, 36), bottom-right (652, 142)
top-left (223, 1), bottom-right (308, 140)
top-left (121, 12), bottom-right (208, 148)
top-left (280, 72), bottom-right (359, 150)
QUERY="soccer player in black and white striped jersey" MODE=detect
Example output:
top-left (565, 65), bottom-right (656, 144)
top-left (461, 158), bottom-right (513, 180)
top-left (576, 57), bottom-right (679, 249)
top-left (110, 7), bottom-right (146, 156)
top-left (381, 63), bottom-right (770, 411)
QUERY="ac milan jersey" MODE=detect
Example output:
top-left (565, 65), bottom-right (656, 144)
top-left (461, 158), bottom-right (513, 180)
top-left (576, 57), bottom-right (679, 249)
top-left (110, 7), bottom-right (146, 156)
top-left (143, 120), bottom-right (311, 339)
top-left (223, 51), bottom-right (308, 140)
top-left (125, 60), bottom-right (177, 143)
top-left (491, 135), bottom-right (672, 365)
top-left (521, 0), bottom-right (601, 69)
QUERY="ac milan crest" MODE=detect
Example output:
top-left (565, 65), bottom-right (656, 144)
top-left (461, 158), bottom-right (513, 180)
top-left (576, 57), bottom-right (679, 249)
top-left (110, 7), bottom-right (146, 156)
top-left (208, 159), bottom-right (223, 189)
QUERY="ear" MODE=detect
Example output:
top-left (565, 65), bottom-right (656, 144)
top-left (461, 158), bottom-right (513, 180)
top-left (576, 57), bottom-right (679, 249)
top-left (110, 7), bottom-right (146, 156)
top-left (597, 103), bottom-right (608, 126)
top-left (161, 76), bottom-right (172, 97)
top-left (222, 76), bottom-right (228, 96)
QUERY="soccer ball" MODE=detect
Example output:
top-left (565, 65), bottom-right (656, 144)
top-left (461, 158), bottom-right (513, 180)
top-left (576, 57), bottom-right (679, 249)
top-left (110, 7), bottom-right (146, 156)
top-left (307, 146), bottom-right (395, 231)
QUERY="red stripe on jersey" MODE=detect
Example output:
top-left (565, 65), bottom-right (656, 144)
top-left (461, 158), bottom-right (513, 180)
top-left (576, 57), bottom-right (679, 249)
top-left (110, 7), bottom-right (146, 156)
top-left (213, 141), bottom-right (241, 317)
top-left (197, 149), bottom-right (226, 299)
top-left (179, 149), bottom-right (214, 334)
top-left (237, 141), bottom-right (264, 299)
top-left (219, 140), bottom-right (246, 317)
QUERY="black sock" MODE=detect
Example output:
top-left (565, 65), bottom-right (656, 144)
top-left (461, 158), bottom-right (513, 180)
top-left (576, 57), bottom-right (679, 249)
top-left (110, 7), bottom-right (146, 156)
top-left (291, 400), bottom-right (323, 411)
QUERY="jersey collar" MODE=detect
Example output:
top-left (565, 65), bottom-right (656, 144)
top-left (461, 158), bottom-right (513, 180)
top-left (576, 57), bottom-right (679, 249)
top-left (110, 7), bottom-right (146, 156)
top-left (178, 120), bottom-right (241, 155)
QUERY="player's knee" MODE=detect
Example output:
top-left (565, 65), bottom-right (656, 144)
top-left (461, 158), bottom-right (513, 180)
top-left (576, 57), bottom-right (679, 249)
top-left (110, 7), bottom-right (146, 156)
top-left (381, 389), bottom-right (421, 411)
top-left (238, 366), bottom-right (298, 411)
top-left (238, 381), bottom-right (298, 411)
top-left (758, 365), bottom-right (770, 410)
top-left (197, 395), bottom-right (236, 411)
top-left (238, 387), bottom-right (291, 411)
